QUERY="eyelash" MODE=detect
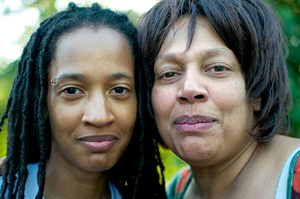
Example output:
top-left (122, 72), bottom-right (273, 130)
top-left (60, 86), bottom-right (130, 96)
top-left (160, 72), bottom-right (176, 79)
top-left (206, 65), bottom-right (230, 73)
top-left (159, 71), bottom-right (180, 80)
top-left (158, 65), bottom-right (231, 80)
top-left (110, 87), bottom-right (130, 94)
top-left (58, 84), bottom-right (132, 103)
top-left (61, 87), bottom-right (83, 95)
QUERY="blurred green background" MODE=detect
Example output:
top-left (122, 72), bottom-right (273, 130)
top-left (0, 0), bottom-right (299, 183)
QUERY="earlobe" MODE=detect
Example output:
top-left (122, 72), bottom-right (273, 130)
top-left (253, 97), bottom-right (261, 111)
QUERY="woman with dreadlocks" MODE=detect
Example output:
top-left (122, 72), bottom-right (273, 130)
top-left (0, 2), bottom-right (166, 199)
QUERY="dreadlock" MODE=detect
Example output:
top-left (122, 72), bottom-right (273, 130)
top-left (0, 2), bottom-right (166, 198)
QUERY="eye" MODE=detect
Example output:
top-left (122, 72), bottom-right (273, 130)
top-left (110, 87), bottom-right (130, 94)
top-left (206, 65), bottom-right (231, 74)
top-left (159, 72), bottom-right (178, 79)
top-left (213, 66), bottom-right (226, 72)
top-left (62, 87), bottom-right (82, 95)
top-left (165, 72), bottom-right (176, 78)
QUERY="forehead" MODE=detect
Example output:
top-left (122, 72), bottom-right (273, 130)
top-left (49, 27), bottom-right (134, 77)
top-left (157, 16), bottom-right (233, 60)
top-left (55, 27), bottom-right (131, 60)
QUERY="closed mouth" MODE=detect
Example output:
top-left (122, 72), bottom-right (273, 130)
top-left (78, 135), bottom-right (117, 152)
top-left (78, 135), bottom-right (116, 142)
top-left (174, 115), bottom-right (217, 124)
top-left (173, 115), bottom-right (217, 132)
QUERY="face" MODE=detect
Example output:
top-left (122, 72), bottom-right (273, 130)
top-left (152, 16), bottom-right (259, 167)
top-left (47, 27), bottom-right (136, 172)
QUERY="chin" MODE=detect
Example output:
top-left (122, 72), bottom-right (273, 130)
top-left (83, 163), bottom-right (113, 172)
top-left (176, 143), bottom-right (215, 165)
top-left (79, 157), bottom-right (117, 172)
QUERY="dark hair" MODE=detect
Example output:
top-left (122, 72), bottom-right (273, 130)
top-left (0, 2), bottom-right (166, 199)
top-left (138, 0), bottom-right (291, 143)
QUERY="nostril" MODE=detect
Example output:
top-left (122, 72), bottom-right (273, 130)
top-left (180, 97), bottom-right (188, 101)
top-left (195, 94), bottom-right (204, 99)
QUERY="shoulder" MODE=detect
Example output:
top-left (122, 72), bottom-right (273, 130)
top-left (25, 163), bottom-right (40, 198)
top-left (27, 163), bottom-right (39, 173)
top-left (167, 166), bottom-right (193, 199)
top-left (0, 176), bottom-right (5, 198)
top-left (255, 135), bottom-right (300, 177)
top-left (274, 135), bottom-right (300, 147)
top-left (0, 174), bottom-right (3, 187)
top-left (260, 135), bottom-right (300, 159)
top-left (109, 182), bottom-right (122, 199)
top-left (291, 151), bottom-right (300, 198)
top-left (275, 138), bottom-right (300, 198)
top-left (0, 163), bottom-right (39, 199)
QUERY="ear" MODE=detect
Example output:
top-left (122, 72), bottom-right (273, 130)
top-left (253, 97), bottom-right (261, 112)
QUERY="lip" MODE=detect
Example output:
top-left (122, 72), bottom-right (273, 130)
top-left (78, 135), bottom-right (117, 152)
top-left (173, 115), bottom-right (217, 132)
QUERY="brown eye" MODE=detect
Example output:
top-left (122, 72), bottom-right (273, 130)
top-left (158, 70), bottom-right (181, 81)
top-left (63, 87), bottom-right (81, 94)
top-left (165, 72), bottom-right (176, 78)
top-left (206, 65), bottom-right (231, 74)
top-left (214, 66), bottom-right (225, 71)
top-left (114, 87), bottom-right (125, 93)
top-left (110, 87), bottom-right (130, 94)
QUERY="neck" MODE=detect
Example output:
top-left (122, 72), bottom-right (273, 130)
top-left (43, 156), bottom-right (110, 199)
top-left (190, 138), bottom-right (258, 199)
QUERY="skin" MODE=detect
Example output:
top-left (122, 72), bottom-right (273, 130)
top-left (153, 16), bottom-right (258, 169)
top-left (152, 16), bottom-right (300, 198)
top-left (45, 27), bottom-right (136, 199)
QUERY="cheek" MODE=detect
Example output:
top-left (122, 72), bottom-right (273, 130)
top-left (212, 79), bottom-right (247, 113)
top-left (152, 87), bottom-right (167, 130)
top-left (151, 87), bottom-right (160, 111)
top-left (151, 86), bottom-right (174, 118)
top-left (213, 81), bottom-right (254, 134)
top-left (151, 86), bottom-right (176, 144)
top-left (49, 102), bottom-right (82, 133)
top-left (127, 99), bottom-right (137, 125)
top-left (115, 99), bottom-right (137, 131)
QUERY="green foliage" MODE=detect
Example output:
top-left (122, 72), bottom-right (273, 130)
top-left (0, 0), bottom-right (58, 160)
top-left (264, 0), bottom-right (300, 138)
top-left (0, 123), bottom-right (7, 158)
top-left (159, 146), bottom-right (187, 183)
top-left (123, 9), bottom-right (143, 26)
top-left (0, 60), bottom-right (17, 158)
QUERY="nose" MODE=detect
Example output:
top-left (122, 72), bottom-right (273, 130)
top-left (176, 69), bottom-right (208, 103)
top-left (82, 92), bottom-right (114, 127)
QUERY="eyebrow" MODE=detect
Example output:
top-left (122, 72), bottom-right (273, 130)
top-left (156, 47), bottom-right (232, 62)
top-left (55, 72), bottom-right (133, 81)
top-left (204, 48), bottom-right (231, 57)
top-left (110, 72), bottom-right (134, 79)
top-left (56, 73), bottom-right (85, 80)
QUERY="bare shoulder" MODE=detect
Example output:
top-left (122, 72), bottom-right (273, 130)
top-left (260, 134), bottom-right (300, 160)
top-left (232, 135), bottom-right (300, 198)
top-left (272, 134), bottom-right (300, 150)
top-left (241, 135), bottom-right (300, 198)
